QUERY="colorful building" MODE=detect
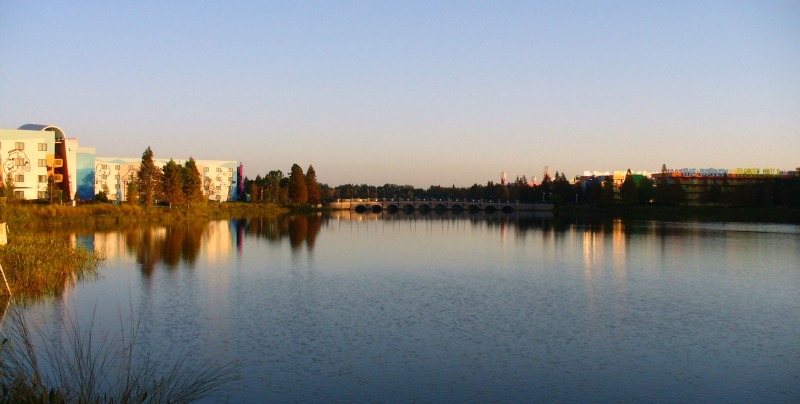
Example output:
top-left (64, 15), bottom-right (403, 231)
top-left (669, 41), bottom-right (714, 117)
top-left (93, 156), bottom-right (242, 202)
top-left (1, 124), bottom-right (244, 202)
top-left (651, 165), bottom-right (799, 206)
top-left (0, 124), bottom-right (75, 201)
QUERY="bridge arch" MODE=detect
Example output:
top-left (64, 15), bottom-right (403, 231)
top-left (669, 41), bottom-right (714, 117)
top-left (501, 205), bottom-right (514, 213)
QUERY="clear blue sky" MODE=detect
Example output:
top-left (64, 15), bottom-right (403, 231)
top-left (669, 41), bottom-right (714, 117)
top-left (1, 1), bottom-right (798, 186)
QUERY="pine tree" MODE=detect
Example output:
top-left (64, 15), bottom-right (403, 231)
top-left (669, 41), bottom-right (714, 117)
top-left (305, 165), bottom-right (320, 205)
top-left (620, 169), bottom-right (638, 205)
top-left (137, 146), bottom-right (160, 207)
top-left (126, 180), bottom-right (139, 205)
top-left (288, 164), bottom-right (308, 204)
top-left (183, 158), bottom-right (204, 203)
top-left (162, 159), bottom-right (184, 208)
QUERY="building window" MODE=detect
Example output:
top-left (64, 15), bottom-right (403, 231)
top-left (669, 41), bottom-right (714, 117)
top-left (216, 167), bottom-right (222, 172)
top-left (14, 191), bottom-right (24, 199)
top-left (101, 164), bottom-right (108, 170)
top-left (216, 186), bottom-right (221, 191)
top-left (15, 158), bottom-right (25, 166)
top-left (39, 159), bottom-right (46, 167)
top-left (53, 159), bottom-right (63, 168)
top-left (128, 165), bottom-right (133, 170)
top-left (38, 143), bottom-right (47, 151)
top-left (115, 175), bottom-right (120, 180)
top-left (228, 168), bottom-right (233, 173)
top-left (15, 175), bottom-right (24, 183)
top-left (39, 175), bottom-right (47, 183)
top-left (53, 174), bottom-right (63, 182)
top-left (115, 184), bottom-right (120, 189)
top-left (15, 142), bottom-right (24, 150)
top-left (38, 191), bottom-right (47, 199)
top-left (115, 165), bottom-right (120, 170)
top-left (203, 167), bottom-right (209, 172)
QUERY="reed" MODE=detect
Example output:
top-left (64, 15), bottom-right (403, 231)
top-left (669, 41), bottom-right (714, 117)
top-left (0, 302), bottom-right (237, 402)
top-left (0, 232), bottom-right (100, 299)
top-left (6, 202), bottom-right (288, 229)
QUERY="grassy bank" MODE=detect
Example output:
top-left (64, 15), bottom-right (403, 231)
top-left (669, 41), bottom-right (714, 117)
top-left (0, 232), bottom-right (101, 300)
top-left (6, 202), bottom-right (290, 229)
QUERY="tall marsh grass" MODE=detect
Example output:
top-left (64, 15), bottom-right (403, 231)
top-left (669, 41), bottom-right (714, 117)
top-left (7, 202), bottom-right (288, 229)
top-left (0, 233), bottom-right (101, 299)
top-left (0, 302), bottom-right (237, 402)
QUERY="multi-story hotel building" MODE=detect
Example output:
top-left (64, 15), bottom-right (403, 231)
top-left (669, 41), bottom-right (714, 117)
top-left (650, 165), bottom-right (799, 206)
top-left (0, 124), bottom-right (76, 201)
top-left (1, 124), bottom-right (243, 202)
top-left (93, 157), bottom-right (242, 202)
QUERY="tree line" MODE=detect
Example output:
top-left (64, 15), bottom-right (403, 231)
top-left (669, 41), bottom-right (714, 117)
top-left (244, 164), bottom-right (325, 205)
top-left (280, 169), bottom-right (800, 209)
top-left (96, 146), bottom-right (206, 208)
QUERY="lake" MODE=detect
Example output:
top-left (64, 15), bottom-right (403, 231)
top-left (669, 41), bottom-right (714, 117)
top-left (17, 212), bottom-right (800, 402)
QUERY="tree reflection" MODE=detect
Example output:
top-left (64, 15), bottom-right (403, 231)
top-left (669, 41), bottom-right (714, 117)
top-left (240, 214), bottom-right (325, 252)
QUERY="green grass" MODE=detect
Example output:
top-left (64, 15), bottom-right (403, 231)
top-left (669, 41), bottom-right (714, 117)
top-left (0, 233), bottom-right (101, 300)
top-left (6, 202), bottom-right (289, 230)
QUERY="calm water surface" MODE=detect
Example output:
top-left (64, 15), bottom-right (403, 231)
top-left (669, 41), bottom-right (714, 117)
top-left (20, 213), bottom-right (800, 402)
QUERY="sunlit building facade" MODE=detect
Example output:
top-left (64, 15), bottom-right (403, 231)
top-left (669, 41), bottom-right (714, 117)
top-left (94, 157), bottom-right (243, 202)
top-left (1, 124), bottom-right (244, 202)
top-left (0, 124), bottom-right (76, 201)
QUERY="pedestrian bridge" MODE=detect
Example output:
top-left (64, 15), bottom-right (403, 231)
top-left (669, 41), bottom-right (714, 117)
top-left (328, 199), bottom-right (554, 213)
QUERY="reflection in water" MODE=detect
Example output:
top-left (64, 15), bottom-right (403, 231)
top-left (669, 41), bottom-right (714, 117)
top-left (91, 215), bottom-right (328, 275)
top-left (23, 214), bottom-right (800, 402)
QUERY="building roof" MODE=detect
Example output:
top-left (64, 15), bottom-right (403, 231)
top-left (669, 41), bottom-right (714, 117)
top-left (17, 124), bottom-right (66, 141)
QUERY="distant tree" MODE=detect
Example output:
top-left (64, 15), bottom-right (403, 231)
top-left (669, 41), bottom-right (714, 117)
top-left (288, 164), bottom-right (308, 204)
top-left (137, 146), bottom-right (160, 207)
top-left (126, 180), bottom-right (139, 205)
top-left (264, 170), bottom-right (285, 203)
top-left (183, 158), bottom-right (204, 203)
top-left (305, 165), bottom-right (320, 205)
top-left (552, 172), bottom-right (573, 205)
top-left (620, 169), bottom-right (638, 205)
top-left (637, 177), bottom-right (655, 204)
top-left (162, 159), bottom-right (184, 208)
top-left (601, 175), bottom-right (615, 205)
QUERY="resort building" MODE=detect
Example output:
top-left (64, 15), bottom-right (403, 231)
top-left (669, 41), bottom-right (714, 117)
top-left (1, 124), bottom-right (244, 202)
top-left (650, 165), bottom-right (799, 206)
top-left (92, 156), bottom-right (242, 202)
top-left (0, 124), bottom-right (76, 201)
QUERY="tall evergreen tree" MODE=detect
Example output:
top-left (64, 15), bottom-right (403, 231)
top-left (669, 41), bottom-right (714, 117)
top-left (288, 164), bottom-right (308, 204)
top-left (305, 165), bottom-right (320, 205)
top-left (162, 159), bottom-right (184, 208)
top-left (137, 146), bottom-right (160, 207)
top-left (620, 169), bottom-right (638, 205)
top-left (126, 180), bottom-right (139, 205)
top-left (183, 158), bottom-right (204, 203)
